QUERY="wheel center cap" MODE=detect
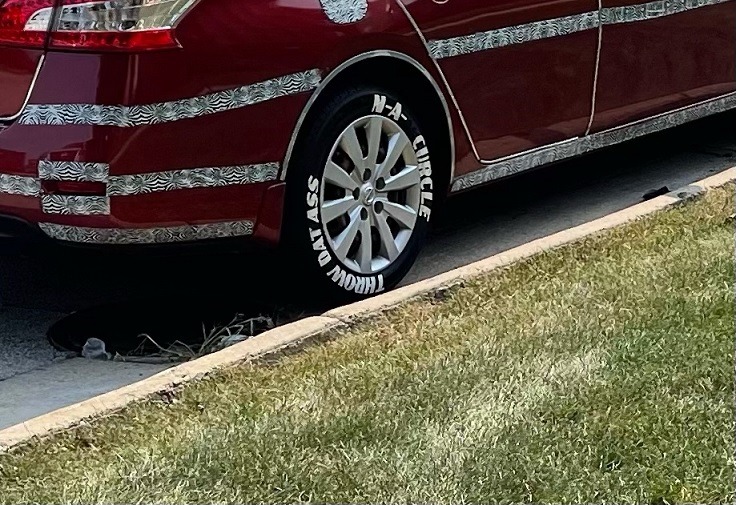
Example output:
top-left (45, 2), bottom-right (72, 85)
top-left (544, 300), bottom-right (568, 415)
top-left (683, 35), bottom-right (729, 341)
top-left (360, 184), bottom-right (376, 205)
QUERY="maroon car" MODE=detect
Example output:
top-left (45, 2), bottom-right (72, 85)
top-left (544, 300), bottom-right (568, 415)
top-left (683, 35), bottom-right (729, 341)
top-left (0, 0), bottom-right (733, 300)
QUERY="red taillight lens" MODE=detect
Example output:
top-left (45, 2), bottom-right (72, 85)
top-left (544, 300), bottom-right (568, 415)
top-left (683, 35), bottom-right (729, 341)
top-left (49, 27), bottom-right (177, 50)
top-left (0, 0), bottom-right (54, 48)
top-left (48, 0), bottom-right (197, 50)
top-left (6, 0), bottom-right (198, 51)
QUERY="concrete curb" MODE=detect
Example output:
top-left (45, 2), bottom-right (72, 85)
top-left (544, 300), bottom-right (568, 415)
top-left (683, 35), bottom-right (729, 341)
top-left (1, 167), bottom-right (734, 452)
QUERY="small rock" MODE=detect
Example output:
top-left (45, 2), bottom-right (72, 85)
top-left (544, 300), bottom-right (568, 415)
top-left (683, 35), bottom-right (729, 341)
top-left (158, 390), bottom-right (178, 405)
top-left (81, 338), bottom-right (111, 361)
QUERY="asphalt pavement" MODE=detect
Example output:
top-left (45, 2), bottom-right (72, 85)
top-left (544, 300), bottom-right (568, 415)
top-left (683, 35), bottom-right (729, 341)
top-left (0, 111), bottom-right (733, 430)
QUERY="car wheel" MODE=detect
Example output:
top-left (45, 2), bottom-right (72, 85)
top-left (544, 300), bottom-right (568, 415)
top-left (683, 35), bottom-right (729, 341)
top-left (285, 86), bottom-right (437, 302)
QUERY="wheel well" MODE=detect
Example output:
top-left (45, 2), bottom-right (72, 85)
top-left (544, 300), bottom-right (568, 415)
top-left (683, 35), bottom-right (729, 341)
top-left (285, 55), bottom-right (453, 200)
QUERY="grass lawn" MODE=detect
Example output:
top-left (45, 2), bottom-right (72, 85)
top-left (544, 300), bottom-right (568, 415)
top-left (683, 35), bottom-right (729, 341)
top-left (1, 185), bottom-right (733, 504)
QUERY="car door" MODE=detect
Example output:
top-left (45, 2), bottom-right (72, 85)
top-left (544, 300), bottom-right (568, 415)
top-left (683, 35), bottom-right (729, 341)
top-left (399, 0), bottom-right (600, 162)
top-left (590, 0), bottom-right (736, 132)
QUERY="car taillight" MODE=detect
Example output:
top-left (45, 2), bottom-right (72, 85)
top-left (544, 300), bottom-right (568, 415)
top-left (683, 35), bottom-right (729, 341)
top-left (0, 0), bottom-right (55, 48)
top-left (4, 0), bottom-right (198, 51)
top-left (49, 0), bottom-right (197, 50)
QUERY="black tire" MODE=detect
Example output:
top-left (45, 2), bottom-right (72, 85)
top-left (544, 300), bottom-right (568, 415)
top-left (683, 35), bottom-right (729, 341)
top-left (284, 85), bottom-right (438, 302)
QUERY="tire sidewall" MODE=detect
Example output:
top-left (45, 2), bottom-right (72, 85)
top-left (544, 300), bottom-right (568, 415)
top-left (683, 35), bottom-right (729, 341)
top-left (289, 88), bottom-right (436, 300)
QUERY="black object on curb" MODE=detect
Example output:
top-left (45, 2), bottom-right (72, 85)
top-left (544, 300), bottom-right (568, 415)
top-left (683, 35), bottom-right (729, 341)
top-left (642, 186), bottom-right (670, 201)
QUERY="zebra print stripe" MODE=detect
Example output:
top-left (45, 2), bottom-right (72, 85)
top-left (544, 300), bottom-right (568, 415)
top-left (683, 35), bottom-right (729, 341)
top-left (429, 12), bottom-right (600, 59)
top-left (39, 220), bottom-right (254, 245)
top-left (429, 0), bottom-right (732, 59)
top-left (451, 91), bottom-right (736, 191)
top-left (41, 195), bottom-right (110, 216)
top-left (19, 70), bottom-right (322, 127)
top-left (106, 163), bottom-right (279, 196)
top-left (319, 0), bottom-right (368, 24)
top-left (38, 161), bottom-right (109, 182)
top-left (0, 174), bottom-right (40, 197)
top-left (600, 0), bottom-right (731, 24)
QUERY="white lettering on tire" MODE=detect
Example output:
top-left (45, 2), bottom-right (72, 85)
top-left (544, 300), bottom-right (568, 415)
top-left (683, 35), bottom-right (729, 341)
top-left (303, 94), bottom-right (435, 295)
top-left (306, 175), bottom-right (384, 294)
top-left (373, 94), bottom-right (407, 121)
top-left (373, 94), bottom-right (434, 220)
top-left (372, 94), bottom-right (387, 114)
top-left (412, 135), bottom-right (433, 220)
top-left (306, 175), bottom-right (319, 223)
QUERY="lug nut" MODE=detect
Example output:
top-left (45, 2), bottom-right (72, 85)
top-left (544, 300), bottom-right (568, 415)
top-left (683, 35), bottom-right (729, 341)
top-left (363, 169), bottom-right (372, 181)
top-left (374, 201), bottom-right (384, 213)
top-left (376, 178), bottom-right (385, 190)
top-left (360, 208), bottom-right (369, 220)
top-left (352, 188), bottom-right (360, 200)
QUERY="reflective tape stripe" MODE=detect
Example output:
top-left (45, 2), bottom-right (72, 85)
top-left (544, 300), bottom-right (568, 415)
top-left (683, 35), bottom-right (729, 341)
top-left (430, 0), bottom-right (732, 59)
top-left (429, 12), bottom-right (600, 59)
top-left (38, 220), bottom-right (254, 245)
top-left (38, 161), bottom-right (109, 182)
top-left (0, 162), bottom-right (279, 220)
top-left (601, 0), bottom-right (731, 24)
top-left (41, 195), bottom-right (110, 216)
top-left (319, 0), bottom-right (367, 24)
top-left (0, 174), bottom-right (40, 197)
top-left (451, 91), bottom-right (736, 191)
top-left (107, 163), bottom-right (279, 196)
top-left (19, 70), bottom-right (322, 127)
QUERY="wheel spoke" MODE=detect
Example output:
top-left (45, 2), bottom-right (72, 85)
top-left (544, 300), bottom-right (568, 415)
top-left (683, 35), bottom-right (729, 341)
top-left (321, 196), bottom-right (358, 224)
top-left (339, 125), bottom-right (365, 170)
top-left (364, 117), bottom-right (383, 168)
top-left (333, 208), bottom-right (362, 260)
top-left (324, 161), bottom-right (359, 191)
top-left (357, 217), bottom-right (373, 272)
top-left (374, 212), bottom-right (399, 261)
top-left (381, 164), bottom-right (420, 192)
top-left (381, 200), bottom-right (418, 229)
top-left (376, 131), bottom-right (409, 179)
top-left (323, 115), bottom-right (422, 275)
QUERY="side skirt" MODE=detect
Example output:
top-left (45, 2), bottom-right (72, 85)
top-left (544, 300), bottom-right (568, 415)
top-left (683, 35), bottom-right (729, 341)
top-left (451, 91), bottom-right (736, 192)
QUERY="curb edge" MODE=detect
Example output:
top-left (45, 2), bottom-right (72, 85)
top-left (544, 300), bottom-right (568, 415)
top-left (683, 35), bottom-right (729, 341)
top-left (1, 167), bottom-right (733, 452)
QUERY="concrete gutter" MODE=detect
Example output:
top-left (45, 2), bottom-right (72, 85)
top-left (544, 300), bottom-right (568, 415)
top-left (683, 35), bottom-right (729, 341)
top-left (1, 167), bottom-right (734, 452)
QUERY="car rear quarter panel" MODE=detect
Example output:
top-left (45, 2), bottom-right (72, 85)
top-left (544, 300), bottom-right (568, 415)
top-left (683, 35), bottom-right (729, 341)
top-left (0, 48), bottom-right (43, 119)
top-left (0, 0), bottom-right (471, 241)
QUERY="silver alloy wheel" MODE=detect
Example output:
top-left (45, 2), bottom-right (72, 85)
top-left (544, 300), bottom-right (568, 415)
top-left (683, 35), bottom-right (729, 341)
top-left (320, 115), bottom-right (422, 274)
